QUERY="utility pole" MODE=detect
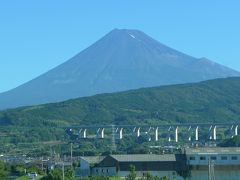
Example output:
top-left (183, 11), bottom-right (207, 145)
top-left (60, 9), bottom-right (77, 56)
top-left (208, 158), bottom-right (211, 180)
top-left (70, 142), bottom-right (73, 166)
top-left (62, 161), bottom-right (65, 180)
top-left (41, 156), bottom-right (43, 171)
top-left (208, 158), bottom-right (215, 180)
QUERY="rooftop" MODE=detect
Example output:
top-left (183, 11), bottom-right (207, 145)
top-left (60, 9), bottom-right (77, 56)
top-left (185, 147), bottom-right (240, 155)
top-left (110, 154), bottom-right (180, 162)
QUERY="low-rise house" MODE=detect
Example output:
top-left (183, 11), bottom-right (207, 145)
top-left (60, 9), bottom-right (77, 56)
top-left (76, 156), bottom-right (105, 177)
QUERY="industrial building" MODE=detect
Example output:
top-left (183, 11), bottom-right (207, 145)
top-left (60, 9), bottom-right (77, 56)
top-left (186, 147), bottom-right (240, 166)
top-left (76, 147), bottom-right (240, 180)
top-left (185, 147), bottom-right (240, 180)
top-left (93, 154), bottom-right (187, 178)
top-left (76, 154), bottom-right (187, 179)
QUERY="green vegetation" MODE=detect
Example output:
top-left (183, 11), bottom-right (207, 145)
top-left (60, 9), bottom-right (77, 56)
top-left (141, 172), bottom-right (154, 180)
top-left (0, 161), bottom-right (40, 180)
top-left (125, 165), bottom-right (174, 180)
top-left (177, 169), bottom-right (191, 180)
top-left (0, 77), bottom-right (240, 154)
top-left (80, 176), bottom-right (110, 180)
top-left (219, 135), bottom-right (240, 147)
top-left (0, 160), bottom-right (77, 180)
top-left (15, 176), bottom-right (29, 180)
top-left (0, 160), bottom-right (8, 179)
top-left (109, 177), bottom-right (121, 180)
top-left (159, 177), bottom-right (169, 180)
top-left (126, 165), bottom-right (136, 180)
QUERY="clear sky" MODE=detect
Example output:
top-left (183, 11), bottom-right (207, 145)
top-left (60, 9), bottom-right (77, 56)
top-left (0, 1), bottom-right (240, 93)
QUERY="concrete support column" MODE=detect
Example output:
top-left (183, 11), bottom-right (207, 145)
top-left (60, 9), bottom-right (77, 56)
top-left (168, 126), bottom-right (171, 142)
top-left (175, 126), bottom-right (178, 143)
top-left (133, 127), bottom-right (136, 135)
top-left (119, 128), bottom-right (123, 139)
top-left (209, 126), bottom-right (213, 140)
top-left (155, 127), bottom-right (158, 141)
top-left (188, 126), bottom-right (191, 141)
top-left (230, 125), bottom-right (234, 138)
top-left (78, 129), bottom-right (82, 138)
top-left (137, 128), bottom-right (141, 137)
top-left (235, 125), bottom-right (238, 136)
top-left (213, 126), bottom-right (217, 141)
top-left (230, 125), bottom-right (237, 138)
top-left (195, 126), bottom-right (199, 141)
top-left (97, 128), bottom-right (100, 138)
top-left (97, 128), bottom-right (104, 138)
top-left (147, 127), bottom-right (152, 141)
top-left (168, 136), bottom-right (171, 142)
top-left (101, 128), bottom-right (105, 138)
top-left (83, 129), bottom-right (87, 138)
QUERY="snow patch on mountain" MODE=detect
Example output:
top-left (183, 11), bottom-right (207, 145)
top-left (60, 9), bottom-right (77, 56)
top-left (129, 34), bottom-right (136, 39)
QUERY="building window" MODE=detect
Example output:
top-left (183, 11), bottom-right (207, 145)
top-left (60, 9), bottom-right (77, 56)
top-left (221, 156), bottom-right (227, 160)
top-left (231, 156), bottom-right (238, 160)
top-left (106, 169), bottom-right (109, 173)
top-left (96, 169), bottom-right (98, 173)
top-left (210, 156), bottom-right (217, 160)
top-left (190, 156), bottom-right (195, 160)
top-left (200, 156), bottom-right (206, 160)
top-left (102, 169), bottom-right (104, 173)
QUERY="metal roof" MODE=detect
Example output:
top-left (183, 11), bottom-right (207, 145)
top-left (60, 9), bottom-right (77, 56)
top-left (110, 154), bottom-right (177, 162)
top-left (185, 147), bottom-right (240, 155)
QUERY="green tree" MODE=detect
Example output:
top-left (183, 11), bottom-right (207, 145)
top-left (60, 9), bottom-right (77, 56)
top-left (11, 164), bottom-right (26, 176)
top-left (220, 135), bottom-right (240, 147)
top-left (27, 164), bottom-right (44, 175)
top-left (142, 172), bottom-right (154, 180)
top-left (65, 167), bottom-right (75, 179)
top-left (41, 168), bottom-right (77, 180)
top-left (159, 176), bottom-right (169, 180)
top-left (126, 165), bottom-right (136, 180)
top-left (0, 161), bottom-right (8, 180)
top-left (41, 168), bottom-right (62, 180)
top-left (72, 161), bottom-right (79, 170)
top-left (90, 177), bottom-right (109, 180)
top-left (177, 169), bottom-right (191, 180)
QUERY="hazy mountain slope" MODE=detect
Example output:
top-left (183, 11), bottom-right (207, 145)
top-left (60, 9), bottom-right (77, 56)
top-left (0, 29), bottom-right (239, 109)
top-left (1, 77), bottom-right (240, 127)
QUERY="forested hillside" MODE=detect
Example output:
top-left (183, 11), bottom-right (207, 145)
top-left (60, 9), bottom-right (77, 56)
top-left (0, 77), bottom-right (240, 155)
top-left (1, 77), bottom-right (240, 127)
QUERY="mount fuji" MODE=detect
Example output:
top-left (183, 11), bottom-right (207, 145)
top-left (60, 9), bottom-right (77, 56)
top-left (0, 29), bottom-right (239, 109)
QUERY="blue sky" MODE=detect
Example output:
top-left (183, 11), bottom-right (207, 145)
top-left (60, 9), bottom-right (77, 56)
top-left (0, 1), bottom-right (240, 93)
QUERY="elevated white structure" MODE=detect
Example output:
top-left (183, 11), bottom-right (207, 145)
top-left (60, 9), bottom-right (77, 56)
top-left (68, 123), bottom-right (240, 143)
